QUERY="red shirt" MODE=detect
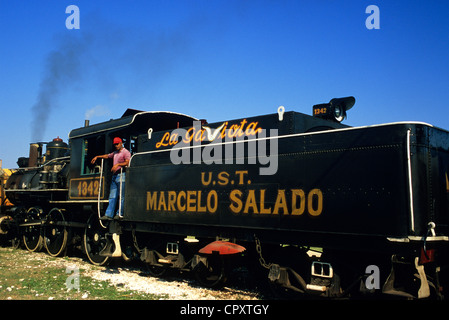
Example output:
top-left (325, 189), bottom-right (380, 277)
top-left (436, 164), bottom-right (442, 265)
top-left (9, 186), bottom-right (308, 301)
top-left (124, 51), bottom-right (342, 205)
top-left (108, 148), bottom-right (131, 173)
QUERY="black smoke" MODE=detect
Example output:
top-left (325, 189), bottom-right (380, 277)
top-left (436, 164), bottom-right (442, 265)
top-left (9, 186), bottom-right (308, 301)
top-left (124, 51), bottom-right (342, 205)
top-left (30, 14), bottom-right (197, 141)
top-left (31, 34), bottom-right (90, 141)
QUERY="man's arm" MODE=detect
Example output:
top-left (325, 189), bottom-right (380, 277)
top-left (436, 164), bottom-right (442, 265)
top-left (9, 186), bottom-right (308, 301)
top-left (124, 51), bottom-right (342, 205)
top-left (111, 159), bottom-right (129, 173)
top-left (91, 154), bottom-right (109, 164)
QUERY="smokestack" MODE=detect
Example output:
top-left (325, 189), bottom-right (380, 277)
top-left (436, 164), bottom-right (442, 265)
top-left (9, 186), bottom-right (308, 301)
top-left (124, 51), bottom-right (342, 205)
top-left (84, 120), bottom-right (90, 127)
top-left (28, 143), bottom-right (41, 167)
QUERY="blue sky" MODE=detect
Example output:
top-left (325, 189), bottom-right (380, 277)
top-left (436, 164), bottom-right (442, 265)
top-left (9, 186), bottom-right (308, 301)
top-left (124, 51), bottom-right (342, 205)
top-left (1, 0), bottom-right (449, 168)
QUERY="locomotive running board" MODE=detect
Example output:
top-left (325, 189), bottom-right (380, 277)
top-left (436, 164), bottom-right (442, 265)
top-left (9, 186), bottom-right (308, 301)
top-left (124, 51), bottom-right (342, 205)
top-left (387, 236), bottom-right (449, 242)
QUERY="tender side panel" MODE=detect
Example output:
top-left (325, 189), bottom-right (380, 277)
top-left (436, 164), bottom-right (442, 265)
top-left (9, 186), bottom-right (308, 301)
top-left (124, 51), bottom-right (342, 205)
top-left (125, 123), bottom-right (415, 249)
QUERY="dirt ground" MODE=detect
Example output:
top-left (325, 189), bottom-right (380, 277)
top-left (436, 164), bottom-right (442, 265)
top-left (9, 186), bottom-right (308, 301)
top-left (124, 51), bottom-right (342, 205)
top-left (0, 246), bottom-right (263, 300)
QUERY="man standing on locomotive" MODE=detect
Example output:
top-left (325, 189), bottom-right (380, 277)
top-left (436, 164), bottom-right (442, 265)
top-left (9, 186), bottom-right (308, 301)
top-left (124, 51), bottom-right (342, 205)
top-left (91, 137), bottom-right (131, 220)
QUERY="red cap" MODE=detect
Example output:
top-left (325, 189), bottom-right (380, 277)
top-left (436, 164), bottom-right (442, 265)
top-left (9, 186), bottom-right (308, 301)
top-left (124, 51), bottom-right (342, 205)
top-left (113, 137), bottom-right (122, 144)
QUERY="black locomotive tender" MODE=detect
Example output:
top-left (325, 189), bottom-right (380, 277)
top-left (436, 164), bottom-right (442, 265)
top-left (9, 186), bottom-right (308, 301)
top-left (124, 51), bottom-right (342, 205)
top-left (1, 96), bottom-right (449, 299)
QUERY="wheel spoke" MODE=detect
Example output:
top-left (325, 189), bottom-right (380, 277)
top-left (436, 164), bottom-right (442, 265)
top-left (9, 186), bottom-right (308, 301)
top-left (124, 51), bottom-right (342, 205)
top-left (44, 208), bottom-right (68, 257)
top-left (22, 207), bottom-right (44, 252)
top-left (83, 214), bottom-right (110, 266)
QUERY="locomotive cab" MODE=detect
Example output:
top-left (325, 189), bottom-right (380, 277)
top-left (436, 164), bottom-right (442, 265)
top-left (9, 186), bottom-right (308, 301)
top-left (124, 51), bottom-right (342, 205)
top-left (67, 109), bottom-right (198, 203)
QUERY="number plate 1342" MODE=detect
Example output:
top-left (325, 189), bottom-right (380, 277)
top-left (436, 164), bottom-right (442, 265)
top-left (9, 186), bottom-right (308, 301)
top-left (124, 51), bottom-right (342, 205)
top-left (69, 177), bottom-right (105, 199)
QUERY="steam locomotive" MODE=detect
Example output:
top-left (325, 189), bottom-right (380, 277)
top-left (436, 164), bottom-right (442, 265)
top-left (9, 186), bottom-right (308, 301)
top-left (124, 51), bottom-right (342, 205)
top-left (1, 96), bottom-right (449, 299)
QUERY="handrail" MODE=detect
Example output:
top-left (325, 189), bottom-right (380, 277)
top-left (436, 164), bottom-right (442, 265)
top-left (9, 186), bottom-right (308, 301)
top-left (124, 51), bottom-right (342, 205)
top-left (118, 167), bottom-right (123, 218)
top-left (97, 158), bottom-right (106, 229)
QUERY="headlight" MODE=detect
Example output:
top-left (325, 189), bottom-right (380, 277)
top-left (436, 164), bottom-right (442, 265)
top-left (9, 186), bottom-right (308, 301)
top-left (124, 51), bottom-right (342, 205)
top-left (333, 105), bottom-right (344, 122)
top-left (312, 96), bottom-right (355, 123)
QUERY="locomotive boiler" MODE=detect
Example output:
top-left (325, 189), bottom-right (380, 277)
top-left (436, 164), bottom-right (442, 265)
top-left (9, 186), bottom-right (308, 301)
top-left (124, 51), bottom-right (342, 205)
top-left (1, 97), bottom-right (449, 299)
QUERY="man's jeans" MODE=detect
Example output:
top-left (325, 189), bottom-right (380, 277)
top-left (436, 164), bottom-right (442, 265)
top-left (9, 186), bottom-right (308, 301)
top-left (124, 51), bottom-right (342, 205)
top-left (105, 173), bottom-right (125, 218)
